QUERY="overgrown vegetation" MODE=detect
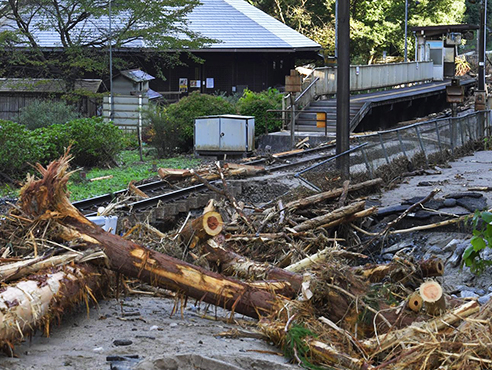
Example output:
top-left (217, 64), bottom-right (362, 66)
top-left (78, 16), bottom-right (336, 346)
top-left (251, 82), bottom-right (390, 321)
top-left (18, 100), bottom-right (80, 130)
top-left (0, 117), bottom-right (125, 178)
top-left (236, 89), bottom-right (283, 135)
top-left (145, 89), bottom-right (283, 154)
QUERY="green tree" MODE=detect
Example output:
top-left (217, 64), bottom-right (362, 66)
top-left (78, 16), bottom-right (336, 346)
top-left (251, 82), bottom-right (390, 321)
top-left (249, 0), bottom-right (467, 64)
top-left (0, 0), bottom-right (214, 85)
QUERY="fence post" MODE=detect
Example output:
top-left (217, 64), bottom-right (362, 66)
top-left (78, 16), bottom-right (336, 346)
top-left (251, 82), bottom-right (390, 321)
top-left (434, 120), bottom-right (443, 156)
top-left (378, 133), bottom-right (390, 164)
top-left (415, 126), bottom-right (428, 167)
top-left (450, 118), bottom-right (455, 155)
top-left (396, 130), bottom-right (408, 159)
top-left (138, 94), bottom-right (143, 162)
top-left (359, 142), bottom-right (374, 178)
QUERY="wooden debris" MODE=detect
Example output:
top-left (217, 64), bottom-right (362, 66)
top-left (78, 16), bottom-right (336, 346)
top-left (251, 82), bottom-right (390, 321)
top-left (3, 151), bottom-right (490, 370)
top-left (293, 201), bottom-right (366, 232)
top-left (285, 178), bottom-right (382, 210)
top-left (201, 239), bottom-right (302, 294)
top-left (361, 300), bottom-right (480, 354)
top-left (157, 168), bottom-right (192, 180)
top-left (223, 163), bottom-right (266, 176)
top-left (89, 175), bottom-right (113, 182)
top-left (0, 264), bottom-right (101, 349)
top-left (128, 180), bottom-right (149, 198)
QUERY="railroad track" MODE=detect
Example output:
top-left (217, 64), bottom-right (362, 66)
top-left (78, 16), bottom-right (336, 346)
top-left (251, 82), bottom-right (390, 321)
top-left (74, 143), bottom-right (337, 221)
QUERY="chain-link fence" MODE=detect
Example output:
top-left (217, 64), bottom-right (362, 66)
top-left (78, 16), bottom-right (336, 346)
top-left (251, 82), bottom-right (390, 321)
top-left (296, 110), bottom-right (492, 191)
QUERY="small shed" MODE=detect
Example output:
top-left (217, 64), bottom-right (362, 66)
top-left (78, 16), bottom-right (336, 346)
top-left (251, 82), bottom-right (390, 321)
top-left (112, 69), bottom-right (162, 100)
top-left (104, 69), bottom-right (162, 131)
top-left (411, 24), bottom-right (478, 80)
top-left (0, 78), bottom-right (102, 120)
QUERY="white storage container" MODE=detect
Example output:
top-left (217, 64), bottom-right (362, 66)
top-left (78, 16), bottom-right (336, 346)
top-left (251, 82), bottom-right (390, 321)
top-left (194, 115), bottom-right (254, 154)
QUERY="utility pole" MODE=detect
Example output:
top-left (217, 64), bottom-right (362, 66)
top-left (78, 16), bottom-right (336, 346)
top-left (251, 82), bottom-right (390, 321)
top-left (404, 0), bottom-right (408, 62)
top-left (109, 0), bottom-right (114, 121)
top-left (476, 0), bottom-right (487, 110)
top-left (336, 0), bottom-right (350, 178)
top-left (478, 0), bottom-right (487, 92)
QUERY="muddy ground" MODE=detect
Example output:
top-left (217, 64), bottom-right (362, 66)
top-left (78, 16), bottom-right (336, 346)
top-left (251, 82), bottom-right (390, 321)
top-left (2, 150), bottom-right (492, 370)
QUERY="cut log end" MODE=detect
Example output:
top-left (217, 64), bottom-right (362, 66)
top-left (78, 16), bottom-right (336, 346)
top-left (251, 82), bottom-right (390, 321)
top-left (420, 257), bottom-right (445, 277)
top-left (408, 291), bottom-right (423, 312)
top-left (420, 281), bottom-right (442, 303)
top-left (420, 280), bottom-right (446, 316)
top-left (204, 212), bottom-right (222, 236)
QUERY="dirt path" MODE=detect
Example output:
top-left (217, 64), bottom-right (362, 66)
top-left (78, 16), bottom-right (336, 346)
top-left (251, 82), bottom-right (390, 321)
top-left (2, 295), bottom-right (299, 370)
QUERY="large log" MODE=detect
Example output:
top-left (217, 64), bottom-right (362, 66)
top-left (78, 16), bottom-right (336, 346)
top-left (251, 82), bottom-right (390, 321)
top-left (354, 256), bottom-right (444, 284)
top-left (0, 264), bottom-right (101, 350)
top-left (18, 154), bottom-right (281, 319)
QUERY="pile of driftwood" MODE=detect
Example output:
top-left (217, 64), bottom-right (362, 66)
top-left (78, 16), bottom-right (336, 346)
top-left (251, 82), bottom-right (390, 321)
top-left (1, 153), bottom-right (491, 369)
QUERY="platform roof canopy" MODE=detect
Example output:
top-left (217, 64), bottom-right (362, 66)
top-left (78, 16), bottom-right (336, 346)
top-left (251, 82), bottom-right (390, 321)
top-left (411, 24), bottom-right (479, 38)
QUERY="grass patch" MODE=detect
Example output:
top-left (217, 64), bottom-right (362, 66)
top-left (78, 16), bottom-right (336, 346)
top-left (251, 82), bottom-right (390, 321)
top-left (67, 150), bottom-right (201, 201)
top-left (0, 149), bottom-right (202, 201)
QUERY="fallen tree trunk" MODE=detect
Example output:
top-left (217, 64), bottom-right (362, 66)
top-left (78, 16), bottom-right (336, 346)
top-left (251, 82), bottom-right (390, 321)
top-left (354, 256), bottom-right (444, 283)
top-left (0, 264), bottom-right (101, 351)
top-left (18, 154), bottom-right (281, 319)
top-left (293, 201), bottom-right (366, 232)
top-left (59, 216), bottom-right (282, 319)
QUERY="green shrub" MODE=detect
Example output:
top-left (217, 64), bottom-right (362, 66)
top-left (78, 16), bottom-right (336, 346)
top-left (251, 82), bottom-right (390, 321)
top-left (143, 105), bottom-right (185, 157)
top-left (36, 117), bottom-right (125, 167)
top-left (236, 89), bottom-right (283, 135)
top-left (18, 99), bottom-right (81, 130)
top-left (0, 120), bottom-right (39, 176)
top-left (164, 92), bottom-right (235, 151)
top-left (462, 210), bottom-right (492, 275)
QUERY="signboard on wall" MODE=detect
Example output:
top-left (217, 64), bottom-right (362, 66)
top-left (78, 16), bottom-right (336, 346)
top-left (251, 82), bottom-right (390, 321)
top-left (206, 78), bottom-right (214, 89)
top-left (179, 78), bottom-right (188, 92)
top-left (190, 80), bottom-right (201, 88)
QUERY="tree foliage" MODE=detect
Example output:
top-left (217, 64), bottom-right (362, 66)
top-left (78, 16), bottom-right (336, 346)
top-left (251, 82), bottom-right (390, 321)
top-left (0, 0), bottom-right (213, 83)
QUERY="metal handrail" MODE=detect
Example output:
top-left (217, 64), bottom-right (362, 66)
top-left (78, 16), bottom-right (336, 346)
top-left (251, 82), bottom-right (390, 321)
top-left (295, 76), bottom-right (320, 105)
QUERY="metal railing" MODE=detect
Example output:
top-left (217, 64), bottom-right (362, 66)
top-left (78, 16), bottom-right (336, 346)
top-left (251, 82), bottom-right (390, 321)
top-left (313, 61), bottom-right (434, 96)
top-left (296, 110), bottom-right (492, 191)
top-left (281, 61), bottom-right (435, 131)
top-left (266, 109), bottom-right (330, 136)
